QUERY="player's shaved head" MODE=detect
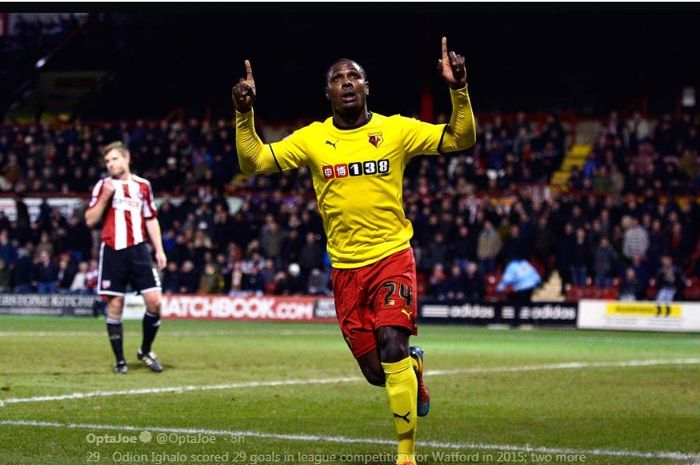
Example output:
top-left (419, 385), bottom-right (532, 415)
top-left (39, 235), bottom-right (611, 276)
top-left (326, 59), bottom-right (367, 86)
top-left (324, 58), bottom-right (370, 128)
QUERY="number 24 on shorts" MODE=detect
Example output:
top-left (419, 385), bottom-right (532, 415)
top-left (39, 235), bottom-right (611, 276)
top-left (382, 281), bottom-right (413, 307)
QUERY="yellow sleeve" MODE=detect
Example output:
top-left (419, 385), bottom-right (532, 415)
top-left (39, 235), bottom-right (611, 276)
top-left (440, 86), bottom-right (477, 153)
top-left (402, 86), bottom-right (476, 158)
top-left (235, 110), bottom-right (308, 174)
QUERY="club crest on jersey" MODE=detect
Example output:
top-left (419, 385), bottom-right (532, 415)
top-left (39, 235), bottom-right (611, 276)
top-left (368, 132), bottom-right (383, 148)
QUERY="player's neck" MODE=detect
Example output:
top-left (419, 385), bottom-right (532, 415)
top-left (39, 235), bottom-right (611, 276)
top-left (332, 108), bottom-right (371, 130)
top-left (114, 171), bottom-right (131, 181)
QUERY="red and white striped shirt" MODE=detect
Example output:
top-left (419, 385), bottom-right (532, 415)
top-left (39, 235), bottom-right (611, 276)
top-left (88, 174), bottom-right (158, 250)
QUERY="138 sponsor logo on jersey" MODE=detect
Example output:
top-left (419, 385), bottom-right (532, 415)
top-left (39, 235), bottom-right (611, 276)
top-left (322, 159), bottom-right (390, 179)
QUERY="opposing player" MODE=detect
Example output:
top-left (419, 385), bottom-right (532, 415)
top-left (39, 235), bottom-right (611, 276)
top-left (85, 142), bottom-right (167, 374)
top-left (233, 37), bottom-right (475, 465)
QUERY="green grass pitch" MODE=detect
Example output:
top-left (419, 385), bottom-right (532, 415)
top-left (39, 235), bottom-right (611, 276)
top-left (0, 315), bottom-right (698, 465)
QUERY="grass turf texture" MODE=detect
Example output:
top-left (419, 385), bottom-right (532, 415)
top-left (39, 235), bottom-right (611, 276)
top-left (0, 316), bottom-right (698, 465)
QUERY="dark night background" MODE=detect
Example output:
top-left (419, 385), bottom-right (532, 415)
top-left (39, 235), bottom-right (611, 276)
top-left (7, 3), bottom-right (700, 120)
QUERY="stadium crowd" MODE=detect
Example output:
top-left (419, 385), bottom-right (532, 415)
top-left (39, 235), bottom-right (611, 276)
top-left (0, 109), bottom-right (699, 302)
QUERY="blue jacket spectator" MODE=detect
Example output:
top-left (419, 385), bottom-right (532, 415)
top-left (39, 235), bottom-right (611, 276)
top-left (496, 257), bottom-right (541, 304)
top-left (497, 259), bottom-right (542, 293)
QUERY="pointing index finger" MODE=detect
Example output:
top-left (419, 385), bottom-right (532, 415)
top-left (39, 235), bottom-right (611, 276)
top-left (441, 36), bottom-right (449, 61)
top-left (244, 59), bottom-right (253, 80)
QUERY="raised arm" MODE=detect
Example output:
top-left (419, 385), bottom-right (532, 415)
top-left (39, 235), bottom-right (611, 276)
top-left (437, 37), bottom-right (476, 152)
top-left (232, 60), bottom-right (282, 175)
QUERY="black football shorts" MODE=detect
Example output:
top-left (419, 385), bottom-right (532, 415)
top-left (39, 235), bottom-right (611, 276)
top-left (98, 242), bottom-right (161, 296)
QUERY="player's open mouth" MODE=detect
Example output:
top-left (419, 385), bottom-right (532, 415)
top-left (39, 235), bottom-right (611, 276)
top-left (341, 92), bottom-right (357, 103)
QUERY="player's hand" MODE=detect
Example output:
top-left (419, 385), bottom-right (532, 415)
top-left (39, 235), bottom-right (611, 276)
top-left (232, 59), bottom-right (256, 113)
top-left (437, 37), bottom-right (467, 89)
top-left (155, 251), bottom-right (167, 271)
top-left (102, 179), bottom-right (116, 199)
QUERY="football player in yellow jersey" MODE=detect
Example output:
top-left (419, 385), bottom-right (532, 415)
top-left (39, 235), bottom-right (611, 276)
top-left (233, 37), bottom-right (475, 465)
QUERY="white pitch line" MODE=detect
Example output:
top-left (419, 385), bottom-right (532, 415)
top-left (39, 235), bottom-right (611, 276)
top-left (0, 330), bottom-right (334, 337)
top-left (2, 358), bottom-right (699, 407)
top-left (0, 419), bottom-right (697, 462)
top-left (0, 376), bottom-right (361, 406)
top-left (426, 357), bottom-right (700, 376)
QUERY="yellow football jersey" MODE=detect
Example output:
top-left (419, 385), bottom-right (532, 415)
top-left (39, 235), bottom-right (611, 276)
top-left (270, 113), bottom-right (448, 268)
top-left (236, 87), bottom-right (475, 268)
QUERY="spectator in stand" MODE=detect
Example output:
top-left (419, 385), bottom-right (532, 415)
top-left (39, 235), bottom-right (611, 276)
top-left (618, 267), bottom-right (643, 301)
top-left (427, 263), bottom-right (447, 300)
top-left (84, 259), bottom-right (99, 294)
top-left (307, 268), bottom-right (330, 296)
top-left (1, 154), bottom-right (22, 186)
top-left (0, 229), bottom-right (18, 268)
top-left (628, 254), bottom-right (653, 288)
top-left (516, 210), bottom-right (536, 251)
top-left (69, 261), bottom-right (90, 294)
top-left (229, 261), bottom-right (244, 295)
top-left (178, 260), bottom-right (198, 294)
top-left (442, 263), bottom-right (466, 301)
top-left (259, 216), bottom-right (284, 264)
top-left (0, 258), bottom-right (10, 292)
top-left (281, 228), bottom-right (303, 266)
top-left (463, 261), bottom-right (485, 301)
top-left (260, 259), bottom-right (278, 293)
top-left (34, 250), bottom-right (58, 294)
top-left (452, 225), bottom-right (477, 263)
top-left (34, 231), bottom-right (54, 258)
top-left (652, 255), bottom-right (686, 303)
top-left (277, 263), bottom-right (305, 295)
top-left (198, 261), bottom-right (223, 294)
top-left (570, 228), bottom-right (590, 286)
top-left (299, 232), bottom-right (324, 277)
top-left (627, 111), bottom-right (651, 142)
top-left (501, 224), bottom-right (524, 262)
top-left (591, 166), bottom-right (612, 195)
top-left (495, 252), bottom-right (541, 304)
top-left (242, 261), bottom-right (265, 294)
top-left (593, 237), bottom-right (618, 287)
top-left (587, 219), bottom-right (604, 252)
top-left (477, 220), bottom-right (502, 274)
top-left (57, 254), bottom-right (76, 293)
top-left (161, 261), bottom-right (179, 293)
top-left (532, 215), bottom-right (557, 280)
top-left (608, 165), bottom-right (625, 196)
top-left (582, 154), bottom-right (599, 180)
top-left (646, 218), bottom-right (665, 270)
top-left (420, 231), bottom-right (449, 275)
top-left (622, 216), bottom-right (649, 262)
top-left (665, 221), bottom-right (693, 266)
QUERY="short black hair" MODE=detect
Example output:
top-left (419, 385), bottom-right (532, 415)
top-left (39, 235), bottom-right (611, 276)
top-left (325, 58), bottom-right (367, 85)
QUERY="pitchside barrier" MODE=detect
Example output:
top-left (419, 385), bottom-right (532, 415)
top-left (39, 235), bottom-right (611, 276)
top-left (0, 293), bottom-right (97, 316)
top-left (577, 299), bottom-right (700, 333)
top-left (126, 294), bottom-right (338, 322)
top-left (2, 294), bottom-right (699, 333)
top-left (0, 293), bottom-right (338, 321)
top-left (419, 300), bottom-right (579, 328)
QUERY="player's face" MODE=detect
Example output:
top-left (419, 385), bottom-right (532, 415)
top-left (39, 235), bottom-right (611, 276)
top-left (326, 61), bottom-right (368, 113)
top-left (104, 149), bottom-right (129, 178)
